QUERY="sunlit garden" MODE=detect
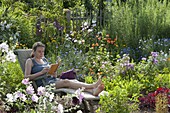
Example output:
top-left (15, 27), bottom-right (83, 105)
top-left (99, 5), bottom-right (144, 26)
top-left (0, 0), bottom-right (170, 113)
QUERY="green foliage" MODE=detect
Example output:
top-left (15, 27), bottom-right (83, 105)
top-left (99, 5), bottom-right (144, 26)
top-left (154, 73), bottom-right (170, 88)
top-left (105, 0), bottom-right (170, 59)
top-left (97, 86), bottom-right (130, 113)
top-left (47, 39), bottom-right (88, 76)
top-left (0, 61), bottom-right (23, 90)
top-left (0, 61), bottom-right (24, 102)
top-left (84, 45), bottom-right (115, 79)
top-left (0, 0), bottom-right (170, 112)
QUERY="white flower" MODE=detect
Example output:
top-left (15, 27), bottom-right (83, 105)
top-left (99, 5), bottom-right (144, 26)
top-left (88, 29), bottom-right (93, 33)
top-left (6, 50), bottom-right (16, 62)
top-left (77, 110), bottom-right (83, 113)
top-left (83, 22), bottom-right (88, 26)
top-left (6, 23), bottom-right (12, 29)
top-left (49, 93), bottom-right (54, 102)
top-left (0, 42), bottom-right (9, 52)
top-left (74, 40), bottom-right (78, 43)
top-left (57, 104), bottom-right (64, 113)
top-left (6, 93), bottom-right (14, 102)
top-left (13, 91), bottom-right (22, 101)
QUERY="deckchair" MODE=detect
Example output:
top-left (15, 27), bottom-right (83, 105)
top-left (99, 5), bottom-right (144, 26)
top-left (14, 49), bottom-right (103, 113)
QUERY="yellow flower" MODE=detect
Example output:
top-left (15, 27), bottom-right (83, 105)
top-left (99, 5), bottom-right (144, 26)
top-left (167, 58), bottom-right (170, 61)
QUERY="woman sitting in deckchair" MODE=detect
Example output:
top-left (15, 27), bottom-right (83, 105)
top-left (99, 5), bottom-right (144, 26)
top-left (25, 42), bottom-right (104, 96)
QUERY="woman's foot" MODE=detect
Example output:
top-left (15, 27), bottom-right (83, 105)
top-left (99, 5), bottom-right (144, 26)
top-left (94, 78), bottom-right (102, 88)
top-left (93, 84), bottom-right (105, 96)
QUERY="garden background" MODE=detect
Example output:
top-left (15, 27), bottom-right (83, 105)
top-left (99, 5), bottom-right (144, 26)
top-left (0, 0), bottom-right (170, 113)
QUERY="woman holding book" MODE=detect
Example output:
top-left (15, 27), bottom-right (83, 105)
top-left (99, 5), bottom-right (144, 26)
top-left (25, 42), bottom-right (104, 96)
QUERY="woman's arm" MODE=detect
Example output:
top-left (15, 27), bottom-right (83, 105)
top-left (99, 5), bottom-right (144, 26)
top-left (24, 58), bottom-right (49, 80)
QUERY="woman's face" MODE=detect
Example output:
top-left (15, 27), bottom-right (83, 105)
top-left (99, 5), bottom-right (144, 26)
top-left (34, 46), bottom-right (45, 58)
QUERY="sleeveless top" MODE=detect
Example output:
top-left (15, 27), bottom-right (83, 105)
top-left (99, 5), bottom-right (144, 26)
top-left (31, 57), bottom-right (56, 87)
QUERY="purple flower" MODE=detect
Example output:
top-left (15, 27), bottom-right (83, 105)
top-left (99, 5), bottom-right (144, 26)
top-left (75, 88), bottom-right (84, 104)
top-left (13, 91), bottom-right (22, 101)
top-left (126, 63), bottom-right (134, 70)
top-left (37, 86), bottom-right (46, 96)
top-left (151, 52), bottom-right (158, 58)
top-left (153, 58), bottom-right (158, 64)
top-left (26, 84), bottom-right (35, 95)
top-left (22, 78), bottom-right (29, 85)
top-left (19, 93), bottom-right (27, 101)
top-left (32, 94), bottom-right (39, 103)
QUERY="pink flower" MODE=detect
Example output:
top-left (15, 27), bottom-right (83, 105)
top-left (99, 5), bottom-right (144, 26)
top-left (22, 78), bottom-right (29, 85)
top-left (32, 94), bottom-right (39, 103)
top-left (37, 86), bottom-right (46, 96)
top-left (75, 88), bottom-right (84, 104)
top-left (26, 84), bottom-right (35, 95)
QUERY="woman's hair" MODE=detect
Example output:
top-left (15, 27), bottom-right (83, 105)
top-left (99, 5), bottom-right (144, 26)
top-left (31, 42), bottom-right (45, 57)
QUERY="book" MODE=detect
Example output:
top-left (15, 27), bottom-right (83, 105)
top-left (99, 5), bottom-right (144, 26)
top-left (48, 58), bottom-right (61, 75)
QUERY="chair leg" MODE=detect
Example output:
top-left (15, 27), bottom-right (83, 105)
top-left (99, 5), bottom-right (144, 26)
top-left (88, 100), bottom-right (94, 113)
top-left (81, 99), bottom-right (90, 113)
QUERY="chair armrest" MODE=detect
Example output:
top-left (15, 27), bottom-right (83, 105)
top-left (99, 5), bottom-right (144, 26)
top-left (32, 75), bottom-right (47, 90)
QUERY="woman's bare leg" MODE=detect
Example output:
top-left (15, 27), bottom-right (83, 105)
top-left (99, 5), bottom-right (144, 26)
top-left (55, 78), bottom-right (102, 89)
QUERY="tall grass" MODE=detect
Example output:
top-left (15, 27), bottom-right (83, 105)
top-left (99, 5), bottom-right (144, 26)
top-left (105, 0), bottom-right (170, 60)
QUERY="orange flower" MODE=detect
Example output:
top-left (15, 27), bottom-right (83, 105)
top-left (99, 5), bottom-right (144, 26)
top-left (92, 44), bottom-right (95, 47)
top-left (91, 72), bottom-right (95, 75)
top-left (95, 43), bottom-right (99, 46)
top-left (107, 40), bottom-right (111, 44)
top-left (107, 38), bottom-right (111, 41)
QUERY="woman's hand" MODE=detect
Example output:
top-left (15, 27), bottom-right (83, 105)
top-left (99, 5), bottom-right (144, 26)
top-left (41, 67), bottom-right (50, 74)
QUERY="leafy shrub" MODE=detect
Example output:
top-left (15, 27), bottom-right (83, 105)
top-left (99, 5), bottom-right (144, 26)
top-left (97, 86), bottom-right (130, 113)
